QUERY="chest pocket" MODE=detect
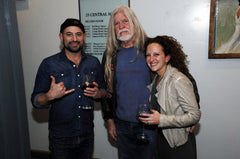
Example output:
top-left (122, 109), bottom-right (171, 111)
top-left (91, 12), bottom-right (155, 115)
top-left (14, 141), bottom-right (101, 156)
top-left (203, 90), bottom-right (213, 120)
top-left (51, 71), bottom-right (72, 90)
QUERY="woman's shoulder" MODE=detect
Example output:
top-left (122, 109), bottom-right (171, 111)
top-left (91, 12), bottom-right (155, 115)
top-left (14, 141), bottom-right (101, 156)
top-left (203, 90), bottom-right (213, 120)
top-left (169, 68), bottom-right (191, 84)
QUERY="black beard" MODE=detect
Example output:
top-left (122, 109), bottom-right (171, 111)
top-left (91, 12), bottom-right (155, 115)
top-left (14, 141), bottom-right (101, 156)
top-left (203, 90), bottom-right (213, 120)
top-left (64, 41), bottom-right (83, 53)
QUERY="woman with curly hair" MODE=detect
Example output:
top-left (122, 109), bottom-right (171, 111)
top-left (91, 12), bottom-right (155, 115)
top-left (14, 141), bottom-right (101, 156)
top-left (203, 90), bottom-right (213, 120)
top-left (139, 35), bottom-right (201, 159)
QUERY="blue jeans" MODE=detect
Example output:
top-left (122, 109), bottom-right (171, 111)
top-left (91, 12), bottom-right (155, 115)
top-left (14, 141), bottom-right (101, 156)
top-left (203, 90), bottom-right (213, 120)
top-left (115, 119), bottom-right (156, 159)
top-left (49, 133), bottom-right (94, 159)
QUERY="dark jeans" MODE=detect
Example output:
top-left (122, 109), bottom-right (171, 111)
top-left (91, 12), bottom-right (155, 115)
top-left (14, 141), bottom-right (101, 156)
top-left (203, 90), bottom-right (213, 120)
top-left (49, 133), bottom-right (94, 159)
top-left (156, 130), bottom-right (197, 159)
top-left (115, 119), bottom-right (156, 159)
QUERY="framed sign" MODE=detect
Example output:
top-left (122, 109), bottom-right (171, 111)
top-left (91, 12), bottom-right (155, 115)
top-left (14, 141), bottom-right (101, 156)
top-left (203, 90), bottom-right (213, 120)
top-left (209, 0), bottom-right (240, 58)
top-left (79, 0), bottom-right (130, 61)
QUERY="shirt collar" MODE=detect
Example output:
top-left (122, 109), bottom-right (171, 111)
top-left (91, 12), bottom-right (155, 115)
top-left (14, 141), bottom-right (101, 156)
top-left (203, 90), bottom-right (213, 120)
top-left (59, 49), bottom-right (87, 61)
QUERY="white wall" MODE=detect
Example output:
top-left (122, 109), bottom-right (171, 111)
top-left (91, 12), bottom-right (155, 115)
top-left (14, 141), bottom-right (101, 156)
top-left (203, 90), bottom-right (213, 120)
top-left (16, 0), bottom-right (240, 159)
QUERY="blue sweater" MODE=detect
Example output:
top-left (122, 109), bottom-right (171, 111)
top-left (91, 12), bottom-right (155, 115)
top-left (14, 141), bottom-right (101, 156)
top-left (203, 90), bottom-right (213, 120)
top-left (116, 47), bottom-right (151, 122)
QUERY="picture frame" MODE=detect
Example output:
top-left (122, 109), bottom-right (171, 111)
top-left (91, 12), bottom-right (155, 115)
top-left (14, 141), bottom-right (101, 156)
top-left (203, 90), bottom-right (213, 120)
top-left (208, 0), bottom-right (240, 59)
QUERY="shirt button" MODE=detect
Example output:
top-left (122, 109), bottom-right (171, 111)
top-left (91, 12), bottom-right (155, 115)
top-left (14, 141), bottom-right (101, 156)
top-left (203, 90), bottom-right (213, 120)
top-left (78, 85), bottom-right (81, 88)
top-left (78, 116), bottom-right (81, 118)
top-left (77, 74), bottom-right (80, 77)
top-left (78, 106), bottom-right (81, 108)
top-left (61, 73), bottom-right (64, 76)
top-left (73, 65), bottom-right (76, 67)
top-left (78, 95), bottom-right (81, 98)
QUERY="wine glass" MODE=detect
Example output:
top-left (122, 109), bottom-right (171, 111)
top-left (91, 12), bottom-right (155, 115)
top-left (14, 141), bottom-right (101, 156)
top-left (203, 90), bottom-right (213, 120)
top-left (137, 103), bottom-right (152, 144)
top-left (81, 71), bottom-right (95, 90)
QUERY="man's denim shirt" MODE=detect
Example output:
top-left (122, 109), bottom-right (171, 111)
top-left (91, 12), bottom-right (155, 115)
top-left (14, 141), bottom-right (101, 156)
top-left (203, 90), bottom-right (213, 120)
top-left (31, 50), bottom-right (106, 137)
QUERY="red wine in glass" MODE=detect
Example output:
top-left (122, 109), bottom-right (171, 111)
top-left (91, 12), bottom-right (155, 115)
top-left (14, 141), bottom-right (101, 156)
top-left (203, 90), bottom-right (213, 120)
top-left (81, 82), bottom-right (95, 90)
top-left (81, 72), bottom-right (95, 90)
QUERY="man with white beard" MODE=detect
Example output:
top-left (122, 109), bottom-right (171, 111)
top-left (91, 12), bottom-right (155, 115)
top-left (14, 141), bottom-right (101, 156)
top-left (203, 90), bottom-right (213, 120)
top-left (101, 5), bottom-right (156, 159)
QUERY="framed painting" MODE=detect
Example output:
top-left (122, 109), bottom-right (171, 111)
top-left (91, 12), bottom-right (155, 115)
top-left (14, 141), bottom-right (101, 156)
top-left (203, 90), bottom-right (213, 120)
top-left (209, 0), bottom-right (240, 58)
top-left (78, 0), bottom-right (130, 61)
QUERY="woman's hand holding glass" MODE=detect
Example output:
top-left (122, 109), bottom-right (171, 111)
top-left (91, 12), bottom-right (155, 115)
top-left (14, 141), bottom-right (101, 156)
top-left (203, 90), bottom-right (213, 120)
top-left (139, 109), bottom-right (160, 125)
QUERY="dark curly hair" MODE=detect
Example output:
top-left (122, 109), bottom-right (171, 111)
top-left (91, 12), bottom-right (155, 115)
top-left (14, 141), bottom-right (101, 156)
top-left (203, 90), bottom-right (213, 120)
top-left (144, 35), bottom-right (189, 75)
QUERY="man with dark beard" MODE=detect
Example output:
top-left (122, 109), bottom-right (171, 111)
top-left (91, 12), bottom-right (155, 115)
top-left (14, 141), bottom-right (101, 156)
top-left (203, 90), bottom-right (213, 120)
top-left (31, 18), bottom-right (106, 159)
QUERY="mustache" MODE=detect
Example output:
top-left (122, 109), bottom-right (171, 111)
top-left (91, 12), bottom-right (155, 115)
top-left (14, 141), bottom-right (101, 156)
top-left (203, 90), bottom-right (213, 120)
top-left (118, 28), bottom-right (130, 35)
top-left (69, 41), bottom-right (80, 44)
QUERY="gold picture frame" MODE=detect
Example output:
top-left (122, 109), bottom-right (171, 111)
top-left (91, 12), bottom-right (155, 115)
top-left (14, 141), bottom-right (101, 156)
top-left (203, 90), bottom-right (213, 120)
top-left (209, 0), bottom-right (240, 58)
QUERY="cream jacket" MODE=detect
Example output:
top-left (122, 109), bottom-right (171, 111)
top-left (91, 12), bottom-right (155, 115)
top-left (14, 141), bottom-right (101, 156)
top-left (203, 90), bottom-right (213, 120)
top-left (148, 65), bottom-right (201, 148)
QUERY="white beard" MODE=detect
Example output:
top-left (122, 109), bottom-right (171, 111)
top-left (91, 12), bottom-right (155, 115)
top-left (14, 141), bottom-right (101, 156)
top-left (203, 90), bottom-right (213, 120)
top-left (117, 29), bottom-right (134, 41)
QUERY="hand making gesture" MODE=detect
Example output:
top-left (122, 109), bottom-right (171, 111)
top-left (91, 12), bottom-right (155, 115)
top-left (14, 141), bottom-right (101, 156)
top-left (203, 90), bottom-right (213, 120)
top-left (46, 76), bottom-right (75, 100)
top-left (37, 76), bottom-right (75, 106)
